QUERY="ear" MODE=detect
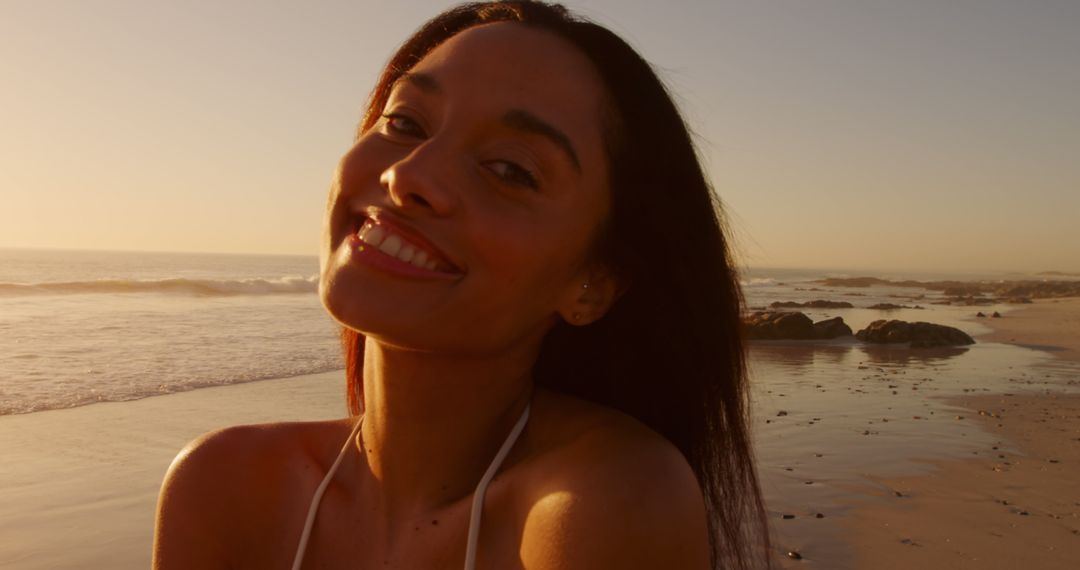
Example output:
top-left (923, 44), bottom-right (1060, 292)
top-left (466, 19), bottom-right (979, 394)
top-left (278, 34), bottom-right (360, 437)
top-left (555, 265), bottom-right (626, 326)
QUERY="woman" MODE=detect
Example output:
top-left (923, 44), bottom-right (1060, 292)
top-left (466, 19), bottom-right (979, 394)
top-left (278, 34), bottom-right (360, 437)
top-left (153, 2), bottom-right (770, 569)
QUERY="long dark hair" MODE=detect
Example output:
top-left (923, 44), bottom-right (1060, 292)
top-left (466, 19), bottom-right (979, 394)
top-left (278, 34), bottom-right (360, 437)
top-left (339, 2), bottom-right (770, 568)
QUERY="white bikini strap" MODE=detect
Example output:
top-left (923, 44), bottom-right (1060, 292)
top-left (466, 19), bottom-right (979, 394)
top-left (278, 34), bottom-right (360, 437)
top-left (290, 416), bottom-right (364, 570)
top-left (463, 403), bottom-right (531, 570)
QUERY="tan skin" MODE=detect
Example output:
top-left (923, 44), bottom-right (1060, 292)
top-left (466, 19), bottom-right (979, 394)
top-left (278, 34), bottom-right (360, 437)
top-left (153, 23), bottom-right (711, 570)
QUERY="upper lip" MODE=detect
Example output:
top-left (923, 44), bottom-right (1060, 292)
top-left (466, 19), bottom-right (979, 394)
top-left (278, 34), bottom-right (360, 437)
top-left (350, 205), bottom-right (464, 273)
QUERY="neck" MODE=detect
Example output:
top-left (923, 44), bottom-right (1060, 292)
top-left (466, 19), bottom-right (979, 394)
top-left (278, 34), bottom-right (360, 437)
top-left (357, 336), bottom-right (537, 523)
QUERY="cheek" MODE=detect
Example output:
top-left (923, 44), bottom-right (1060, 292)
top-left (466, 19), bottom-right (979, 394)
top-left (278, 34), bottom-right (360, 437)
top-left (469, 215), bottom-right (583, 311)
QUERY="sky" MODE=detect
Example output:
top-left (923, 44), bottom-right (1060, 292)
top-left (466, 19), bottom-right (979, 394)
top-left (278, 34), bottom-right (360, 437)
top-left (2, 0), bottom-right (1077, 273)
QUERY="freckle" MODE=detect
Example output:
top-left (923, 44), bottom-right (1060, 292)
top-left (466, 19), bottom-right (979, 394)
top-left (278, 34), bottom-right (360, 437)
top-left (432, 519), bottom-right (439, 526)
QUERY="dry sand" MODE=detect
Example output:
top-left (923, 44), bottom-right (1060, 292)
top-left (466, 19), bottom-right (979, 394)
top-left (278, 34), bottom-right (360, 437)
top-left (981, 297), bottom-right (1080, 362)
top-left (839, 298), bottom-right (1080, 569)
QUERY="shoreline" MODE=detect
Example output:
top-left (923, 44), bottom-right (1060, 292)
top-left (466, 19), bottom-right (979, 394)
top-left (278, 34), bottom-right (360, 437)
top-left (0, 367), bottom-right (346, 418)
top-left (834, 297), bottom-right (1080, 568)
top-left (0, 370), bottom-right (346, 570)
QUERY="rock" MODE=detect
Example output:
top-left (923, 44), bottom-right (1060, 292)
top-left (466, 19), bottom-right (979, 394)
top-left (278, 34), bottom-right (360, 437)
top-left (943, 286), bottom-right (983, 297)
top-left (813, 316), bottom-right (853, 339)
top-left (867, 303), bottom-right (919, 310)
top-left (976, 312), bottom-right (986, 317)
top-left (744, 312), bottom-right (854, 340)
top-left (992, 311), bottom-right (1002, 318)
top-left (855, 320), bottom-right (976, 348)
top-left (816, 277), bottom-right (1080, 299)
top-left (743, 311), bottom-right (816, 340)
top-left (769, 300), bottom-right (854, 309)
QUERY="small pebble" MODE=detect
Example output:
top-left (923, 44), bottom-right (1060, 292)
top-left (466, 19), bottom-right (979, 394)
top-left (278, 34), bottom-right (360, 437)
top-left (787, 550), bottom-right (803, 560)
top-left (781, 514), bottom-right (795, 520)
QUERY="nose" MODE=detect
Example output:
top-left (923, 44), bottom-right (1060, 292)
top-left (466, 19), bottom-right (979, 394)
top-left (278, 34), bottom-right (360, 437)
top-left (379, 142), bottom-right (459, 217)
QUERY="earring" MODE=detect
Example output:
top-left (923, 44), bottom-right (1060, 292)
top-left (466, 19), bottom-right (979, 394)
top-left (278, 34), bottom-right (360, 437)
top-left (582, 281), bottom-right (590, 290)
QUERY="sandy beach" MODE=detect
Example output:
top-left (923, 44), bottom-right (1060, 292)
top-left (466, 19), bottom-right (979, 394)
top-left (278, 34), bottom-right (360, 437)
top-left (835, 299), bottom-right (1080, 569)
top-left (2, 298), bottom-right (1079, 569)
top-left (0, 372), bottom-right (345, 570)
top-left (981, 297), bottom-right (1080, 362)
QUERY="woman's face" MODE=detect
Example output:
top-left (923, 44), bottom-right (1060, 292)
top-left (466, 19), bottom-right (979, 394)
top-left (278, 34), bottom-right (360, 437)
top-left (320, 22), bottom-right (612, 355)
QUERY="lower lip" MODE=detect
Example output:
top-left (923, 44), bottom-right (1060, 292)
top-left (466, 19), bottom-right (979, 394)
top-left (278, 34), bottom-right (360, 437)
top-left (347, 234), bottom-right (462, 281)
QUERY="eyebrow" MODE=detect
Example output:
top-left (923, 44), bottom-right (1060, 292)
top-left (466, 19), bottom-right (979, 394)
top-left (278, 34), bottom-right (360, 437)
top-left (395, 71), bottom-right (442, 95)
top-left (500, 109), bottom-right (582, 175)
top-left (392, 71), bottom-right (583, 175)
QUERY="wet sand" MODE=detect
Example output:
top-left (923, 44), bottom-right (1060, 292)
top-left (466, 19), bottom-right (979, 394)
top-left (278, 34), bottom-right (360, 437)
top-left (0, 371), bottom-right (344, 570)
top-left (843, 392), bottom-right (1080, 569)
top-left (834, 298), bottom-right (1080, 569)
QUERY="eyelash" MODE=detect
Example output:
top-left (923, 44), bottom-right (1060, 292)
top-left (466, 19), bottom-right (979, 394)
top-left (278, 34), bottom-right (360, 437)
top-left (379, 112), bottom-right (540, 191)
top-left (487, 160), bottom-right (539, 190)
top-left (380, 113), bottom-right (425, 138)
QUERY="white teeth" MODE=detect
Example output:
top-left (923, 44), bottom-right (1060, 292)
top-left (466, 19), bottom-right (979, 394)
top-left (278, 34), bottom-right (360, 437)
top-left (410, 250), bottom-right (428, 268)
top-left (356, 220), bottom-right (455, 273)
top-left (396, 244), bottom-right (416, 263)
top-left (360, 224), bottom-right (384, 246)
top-left (378, 234), bottom-right (402, 256)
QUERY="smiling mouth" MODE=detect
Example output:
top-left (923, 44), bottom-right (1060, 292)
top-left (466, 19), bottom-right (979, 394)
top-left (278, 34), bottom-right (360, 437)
top-left (353, 217), bottom-right (462, 275)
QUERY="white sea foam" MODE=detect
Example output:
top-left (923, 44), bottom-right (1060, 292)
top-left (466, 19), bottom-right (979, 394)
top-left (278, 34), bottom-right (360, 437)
top-left (0, 250), bottom-right (339, 416)
top-left (740, 277), bottom-right (776, 287)
top-left (0, 275), bottom-right (318, 297)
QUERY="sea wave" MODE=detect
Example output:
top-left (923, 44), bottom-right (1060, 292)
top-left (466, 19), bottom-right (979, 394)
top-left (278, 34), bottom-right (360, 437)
top-left (0, 362), bottom-right (345, 416)
top-left (0, 275), bottom-right (319, 297)
top-left (740, 277), bottom-right (776, 287)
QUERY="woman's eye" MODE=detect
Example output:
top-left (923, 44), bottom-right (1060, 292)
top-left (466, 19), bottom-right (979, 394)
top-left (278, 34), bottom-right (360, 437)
top-left (487, 160), bottom-right (539, 190)
top-left (380, 113), bottom-right (425, 137)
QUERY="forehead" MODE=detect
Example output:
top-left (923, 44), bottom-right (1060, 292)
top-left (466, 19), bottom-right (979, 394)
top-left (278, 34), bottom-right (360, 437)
top-left (401, 22), bottom-right (608, 167)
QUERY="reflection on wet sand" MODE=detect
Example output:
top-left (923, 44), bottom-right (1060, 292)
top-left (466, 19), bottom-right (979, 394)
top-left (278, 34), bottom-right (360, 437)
top-left (747, 339), bottom-right (1077, 567)
top-left (748, 340), bottom-right (970, 371)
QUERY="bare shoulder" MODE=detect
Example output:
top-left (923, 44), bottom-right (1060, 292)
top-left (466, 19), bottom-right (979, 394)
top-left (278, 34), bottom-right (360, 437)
top-left (518, 390), bottom-right (711, 569)
top-left (152, 418), bottom-right (355, 569)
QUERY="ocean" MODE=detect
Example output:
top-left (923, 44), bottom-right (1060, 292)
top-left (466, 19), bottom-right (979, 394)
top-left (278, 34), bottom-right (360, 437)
top-left (0, 248), bottom-right (1064, 416)
top-left (0, 248), bottom-right (341, 415)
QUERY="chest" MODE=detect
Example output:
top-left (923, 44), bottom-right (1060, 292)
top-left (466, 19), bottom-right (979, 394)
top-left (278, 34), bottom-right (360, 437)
top-left (235, 481), bottom-right (526, 570)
